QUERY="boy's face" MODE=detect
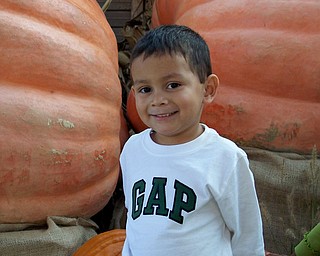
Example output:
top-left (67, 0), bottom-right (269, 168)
top-left (131, 53), bottom-right (218, 145)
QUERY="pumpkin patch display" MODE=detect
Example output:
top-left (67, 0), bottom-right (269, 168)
top-left (127, 0), bottom-right (320, 154)
top-left (0, 0), bottom-right (128, 223)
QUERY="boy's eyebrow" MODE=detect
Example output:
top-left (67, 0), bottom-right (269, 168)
top-left (162, 73), bottom-right (183, 80)
top-left (132, 79), bottom-right (149, 86)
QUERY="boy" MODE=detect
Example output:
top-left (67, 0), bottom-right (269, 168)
top-left (120, 25), bottom-right (265, 256)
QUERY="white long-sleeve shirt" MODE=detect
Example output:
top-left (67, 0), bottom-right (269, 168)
top-left (120, 124), bottom-right (265, 256)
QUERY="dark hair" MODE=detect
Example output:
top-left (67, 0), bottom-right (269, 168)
top-left (130, 25), bottom-right (212, 83)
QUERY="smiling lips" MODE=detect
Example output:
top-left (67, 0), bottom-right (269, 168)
top-left (151, 111), bottom-right (178, 118)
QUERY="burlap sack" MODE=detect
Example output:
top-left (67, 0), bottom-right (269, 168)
top-left (0, 216), bottom-right (98, 256)
top-left (245, 147), bottom-right (320, 255)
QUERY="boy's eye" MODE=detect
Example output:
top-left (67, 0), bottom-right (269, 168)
top-left (167, 82), bottom-right (181, 89)
top-left (137, 86), bottom-right (151, 94)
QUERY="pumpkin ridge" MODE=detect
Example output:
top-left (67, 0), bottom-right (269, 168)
top-left (72, 229), bottom-right (126, 256)
top-left (0, 169), bottom-right (119, 223)
top-left (0, 1), bottom-right (113, 47)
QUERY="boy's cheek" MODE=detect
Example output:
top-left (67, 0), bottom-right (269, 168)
top-left (135, 102), bottom-right (145, 116)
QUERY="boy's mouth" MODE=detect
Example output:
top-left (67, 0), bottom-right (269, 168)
top-left (151, 111), bottom-right (178, 118)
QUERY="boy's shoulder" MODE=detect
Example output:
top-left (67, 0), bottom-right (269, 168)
top-left (122, 128), bottom-right (151, 148)
top-left (129, 128), bottom-right (151, 140)
top-left (205, 126), bottom-right (247, 158)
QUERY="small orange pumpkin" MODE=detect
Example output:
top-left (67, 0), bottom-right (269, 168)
top-left (127, 0), bottom-right (320, 154)
top-left (73, 229), bottom-right (126, 256)
top-left (0, 0), bottom-right (128, 223)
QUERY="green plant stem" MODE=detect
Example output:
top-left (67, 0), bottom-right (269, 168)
top-left (102, 0), bottom-right (112, 13)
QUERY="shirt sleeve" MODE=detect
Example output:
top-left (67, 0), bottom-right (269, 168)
top-left (217, 156), bottom-right (265, 256)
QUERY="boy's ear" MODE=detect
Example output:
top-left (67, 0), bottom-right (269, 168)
top-left (203, 74), bottom-right (219, 104)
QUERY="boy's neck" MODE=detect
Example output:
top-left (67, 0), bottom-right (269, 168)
top-left (150, 124), bottom-right (205, 145)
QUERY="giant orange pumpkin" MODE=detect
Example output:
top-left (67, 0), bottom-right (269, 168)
top-left (0, 0), bottom-right (128, 223)
top-left (127, 0), bottom-right (320, 154)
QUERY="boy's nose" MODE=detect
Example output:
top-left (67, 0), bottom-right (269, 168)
top-left (151, 92), bottom-right (168, 106)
